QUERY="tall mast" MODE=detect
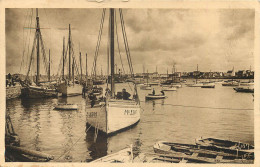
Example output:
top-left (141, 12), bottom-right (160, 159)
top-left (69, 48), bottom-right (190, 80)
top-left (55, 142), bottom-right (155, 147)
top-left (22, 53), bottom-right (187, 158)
top-left (72, 57), bottom-right (74, 85)
top-left (172, 65), bottom-right (173, 81)
top-left (110, 9), bottom-right (115, 96)
top-left (69, 24), bottom-right (71, 81)
top-left (36, 8), bottom-right (40, 85)
top-left (86, 53), bottom-right (88, 82)
top-left (167, 68), bottom-right (168, 79)
top-left (48, 49), bottom-right (50, 82)
top-left (80, 52), bottom-right (82, 82)
top-left (62, 37), bottom-right (65, 79)
top-left (196, 64), bottom-right (198, 84)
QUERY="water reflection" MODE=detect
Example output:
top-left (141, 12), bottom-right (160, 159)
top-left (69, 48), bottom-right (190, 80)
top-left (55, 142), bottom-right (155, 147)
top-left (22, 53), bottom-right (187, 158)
top-left (6, 82), bottom-right (254, 162)
top-left (85, 130), bottom-right (108, 161)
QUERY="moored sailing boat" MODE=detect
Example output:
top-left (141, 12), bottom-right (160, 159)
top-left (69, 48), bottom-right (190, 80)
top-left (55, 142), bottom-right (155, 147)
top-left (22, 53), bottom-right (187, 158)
top-left (57, 24), bottom-right (82, 97)
top-left (86, 9), bottom-right (140, 135)
top-left (21, 9), bottom-right (58, 98)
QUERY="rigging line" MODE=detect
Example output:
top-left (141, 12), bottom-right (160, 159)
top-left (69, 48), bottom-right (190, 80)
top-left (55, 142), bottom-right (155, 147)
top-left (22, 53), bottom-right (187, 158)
top-left (139, 100), bottom-right (253, 111)
top-left (115, 10), bottom-right (134, 93)
top-left (114, 10), bottom-right (125, 75)
top-left (20, 9), bottom-right (30, 73)
top-left (120, 9), bottom-right (134, 77)
top-left (119, 9), bottom-right (134, 77)
top-left (26, 32), bottom-right (37, 79)
top-left (91, 9), bottom-right (106, 77)
top-left (106, 9), bottom-right (111, 88)
top-left (39, 33), bottom-right (50, 74)
top-left (25, 9), bottom-right (34, 75)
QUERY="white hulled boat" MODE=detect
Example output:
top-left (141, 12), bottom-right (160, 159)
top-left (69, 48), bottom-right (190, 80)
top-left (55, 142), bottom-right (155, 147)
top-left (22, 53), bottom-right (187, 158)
top-left (86, 9), bottom-right (140, 135)
top-left (56, 25), bottom-right (82, 97)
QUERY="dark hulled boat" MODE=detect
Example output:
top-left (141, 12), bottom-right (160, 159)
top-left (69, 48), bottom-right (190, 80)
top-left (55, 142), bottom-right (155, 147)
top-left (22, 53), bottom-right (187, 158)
top-left (21, 9), bottom-right (58, 98)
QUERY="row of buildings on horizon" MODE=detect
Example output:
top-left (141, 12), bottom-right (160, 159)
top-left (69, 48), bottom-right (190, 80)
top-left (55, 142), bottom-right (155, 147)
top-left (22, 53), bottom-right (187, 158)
top-left (7, 68), bottom-right (254, 83)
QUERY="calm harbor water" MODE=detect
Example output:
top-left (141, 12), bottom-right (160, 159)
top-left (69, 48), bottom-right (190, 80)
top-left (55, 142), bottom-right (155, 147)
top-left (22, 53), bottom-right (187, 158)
top-left (6, 80), bottom-right (254, 162)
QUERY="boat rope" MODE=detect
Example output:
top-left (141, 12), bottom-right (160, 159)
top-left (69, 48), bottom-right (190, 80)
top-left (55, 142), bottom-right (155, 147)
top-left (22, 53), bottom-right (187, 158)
top-left (119, 9), bottom-right (134, 78)
top-left (26, 32), bottom-right (37, 80)
top-left (114, 10), bottom-right (134, 93)
top-left (20, 9), bottom-right (30, 73)
top-left (23, 9), bottom-right (34, 75)
top-left (55, 125), bottom-right (92, 161)
top-left (139, 100), bottom-right (253, 111)
top-left (91, 9), bottom-right (106, 78)
top-left (106, 11), bottom-right (110, 88)
top-left (114, 10), bottom-right (125, 75)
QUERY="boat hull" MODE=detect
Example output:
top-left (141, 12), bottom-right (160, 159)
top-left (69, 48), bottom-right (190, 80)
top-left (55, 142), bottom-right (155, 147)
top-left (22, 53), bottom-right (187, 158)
top-left (234, 87), bottom-right (254, 93)
top-left (161, 87), bottom-right (177, 91)
top-left (54, 104), bottom-right (78, 110)
top-left (21, 86), bottom-right (58, 99)
top-left (86, 100), bottom-right (140, 135)
top-left (186, 83), bottom-right (203, 87)
top-left (145, 95), bottom-right (166, 100)
top-left (57, 82), bottom-right (82, 97)
top-left (201, 85), bottom-right (215, 88)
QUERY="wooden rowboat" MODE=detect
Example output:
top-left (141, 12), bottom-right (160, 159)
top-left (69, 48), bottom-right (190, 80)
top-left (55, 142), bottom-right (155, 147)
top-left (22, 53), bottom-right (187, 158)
top-left (153, 141), bottom-right (254, 163)
top-left (195, 137), bottom-right (254, 152)
top-left (145, 94), bottom-right (166, 100)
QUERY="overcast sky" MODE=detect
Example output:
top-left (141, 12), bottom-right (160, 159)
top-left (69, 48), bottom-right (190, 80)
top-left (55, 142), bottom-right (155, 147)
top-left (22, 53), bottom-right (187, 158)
top-left (5, 8), bottom-right (254, 75)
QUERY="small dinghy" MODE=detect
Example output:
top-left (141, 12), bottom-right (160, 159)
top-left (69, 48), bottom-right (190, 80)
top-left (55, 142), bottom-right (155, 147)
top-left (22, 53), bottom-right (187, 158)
top-left (201, 83), bottom-right (215, 88)
top-left (145, 94), bottom-right (166, 100)
top-left (153, 141), bottom-right (254, 163)
top-left (54, 104), bottom-right (78, 110)
top-left (161, 86), bottom-right (177, 91)
top-left (140, 85), bottom-right (152, 90)
top-left (91, 146), bottom-right (133, 163)
top-left (233, 87), bottom-right (254, 93)
top-left (195, 137), bottom-right (254, 152)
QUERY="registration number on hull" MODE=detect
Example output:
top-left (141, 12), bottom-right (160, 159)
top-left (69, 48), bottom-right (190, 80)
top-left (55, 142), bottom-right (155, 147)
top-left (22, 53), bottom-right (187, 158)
top-left (124, 109), bottom-right (137, 115)
top-left (86, 112), bottom-right (97, 118)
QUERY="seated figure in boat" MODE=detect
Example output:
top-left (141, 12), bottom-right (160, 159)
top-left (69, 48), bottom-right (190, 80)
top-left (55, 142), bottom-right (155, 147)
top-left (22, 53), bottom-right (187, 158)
top-left (116, 88), bottom-right (131, 100)
top-left (88, 92), bottom-right (97, 108)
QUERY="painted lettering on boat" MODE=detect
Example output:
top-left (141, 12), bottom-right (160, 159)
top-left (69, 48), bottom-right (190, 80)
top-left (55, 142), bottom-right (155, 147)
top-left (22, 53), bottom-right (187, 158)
top-left (124, 109), bottom-right (137, 115)
top-left (86, 112), bottom-right (97, 118)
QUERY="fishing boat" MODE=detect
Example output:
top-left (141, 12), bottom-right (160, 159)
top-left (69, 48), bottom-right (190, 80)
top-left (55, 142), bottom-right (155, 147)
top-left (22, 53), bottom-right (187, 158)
top-left (148, 80), bottom-right (160, 86)
top-left (195, 137), bottom-right (254, 152)
top-left (86, 9), bottom-right (140, 135)
top-left (161, 86), bottom-right (177, 91)
top-left (91, 146), bottom-right (133, 163)
top-left (140, 70), bottom-right (152, 90)
top-left (153, 141), bottom-right (254, 163)
top-left (233, 87), bottom-right (254, 93)
top-left (54, 103), bottom-right (78, 110)
top-left (56, 25), bottom-right (82, 97)
top-left (239, 81), bottom-right (254, 86)
top-left (20, 9), bottom-right (58, 99)
top-left (186, 82), bottom-right (203, 87)
top-left (171, 83), bottom-right (182, 88)
top-left (222, 80), bottom-right (239, 86)
top-left (201, 82), bottom-right (215, 88)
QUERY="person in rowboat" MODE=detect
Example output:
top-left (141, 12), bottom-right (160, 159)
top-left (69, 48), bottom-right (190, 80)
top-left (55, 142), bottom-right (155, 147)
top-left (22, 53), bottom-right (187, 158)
top-left (160, 90), bottom-right (165, 95)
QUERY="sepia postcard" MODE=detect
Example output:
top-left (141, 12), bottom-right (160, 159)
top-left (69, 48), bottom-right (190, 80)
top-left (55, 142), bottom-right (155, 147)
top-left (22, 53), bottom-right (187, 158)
top-left (0, 0), bottom-right (259, 166)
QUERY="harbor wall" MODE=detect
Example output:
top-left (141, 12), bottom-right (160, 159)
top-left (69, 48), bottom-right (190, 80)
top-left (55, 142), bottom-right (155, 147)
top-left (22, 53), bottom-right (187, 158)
top-left (6, 86), bottom-right (21, 100)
